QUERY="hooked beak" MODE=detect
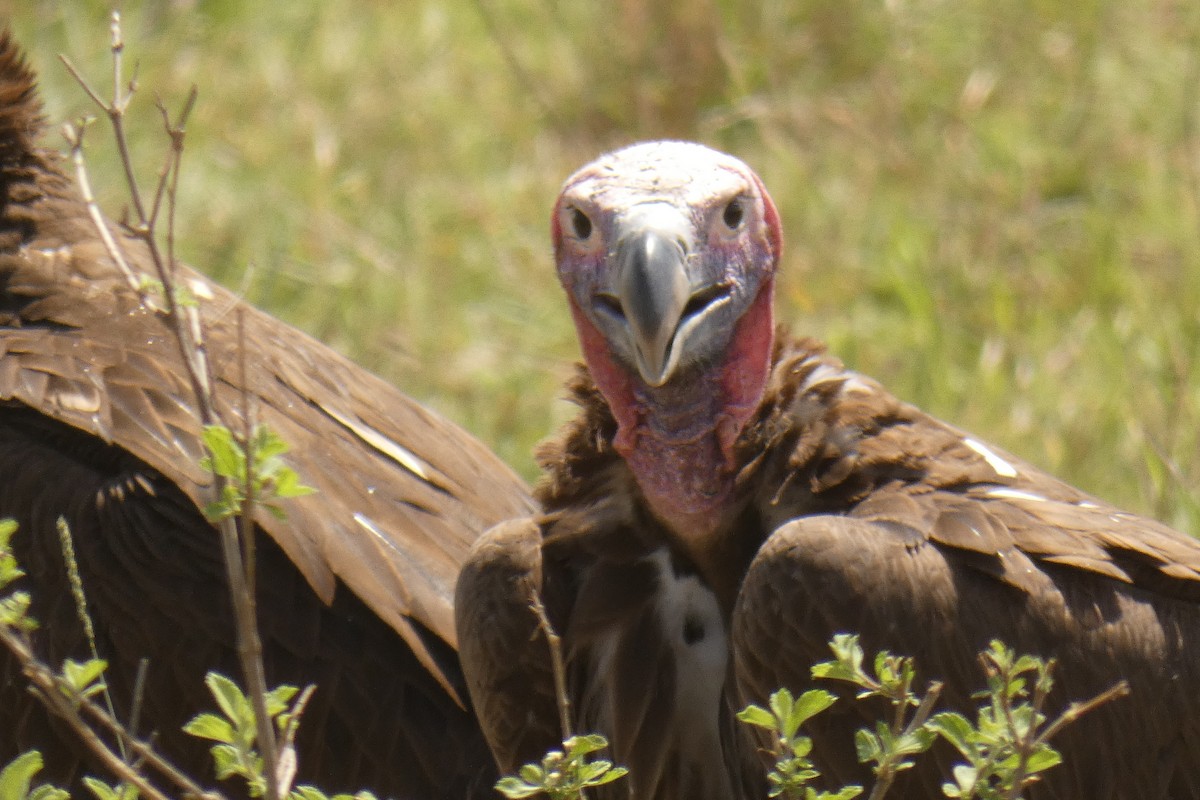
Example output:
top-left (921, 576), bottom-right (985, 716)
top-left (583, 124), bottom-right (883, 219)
top-left (615, 209), bottom-right (689, 386)
top-left (597, 204), bottom-right (729, 387)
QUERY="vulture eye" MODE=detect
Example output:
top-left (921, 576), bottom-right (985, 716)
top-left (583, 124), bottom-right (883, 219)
top-left (570, 207), bottom-right (593, 240)
top-left (721, 197), bottom-right (745, 230)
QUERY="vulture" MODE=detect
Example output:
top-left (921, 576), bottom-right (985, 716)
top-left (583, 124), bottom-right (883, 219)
top-left (0, 31), bottom-right (535, 798)
top-left (455, 141), bottom-right (1200, 799)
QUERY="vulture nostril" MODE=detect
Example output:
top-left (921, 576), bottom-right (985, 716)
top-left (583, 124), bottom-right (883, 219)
top-left (681, 284), bottom-right (730, 321)
top-left (594, 293), bottom-right (625, 321)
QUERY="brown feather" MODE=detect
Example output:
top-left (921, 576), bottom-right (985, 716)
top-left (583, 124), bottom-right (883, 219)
top-left (0, 30), bottom-right (534, 797)
top-left (467, 330), bottom-right (1200, 799)
top-left (733, 339), bottom-right (1200, 798)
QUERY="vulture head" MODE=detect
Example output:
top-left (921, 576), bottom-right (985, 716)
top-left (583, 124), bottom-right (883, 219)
top-left (553, 141), bottom-right (782, 542)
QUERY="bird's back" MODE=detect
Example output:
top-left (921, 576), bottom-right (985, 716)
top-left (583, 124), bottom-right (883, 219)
top-left (0, 29), bottom-right (534, 797)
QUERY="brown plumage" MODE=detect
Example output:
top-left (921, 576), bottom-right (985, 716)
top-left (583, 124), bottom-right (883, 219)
top-left (455, 142), bottom-right (1200, 799)
top-left (0, 31), bottom-right (534, 797)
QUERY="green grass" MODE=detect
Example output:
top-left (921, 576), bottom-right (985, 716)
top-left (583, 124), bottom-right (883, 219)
top-left (9, 1), bottom-right (1199, 533)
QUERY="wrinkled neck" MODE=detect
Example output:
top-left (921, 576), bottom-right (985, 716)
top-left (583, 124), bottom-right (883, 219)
top-left (572, 279), bottom-right (775, 555)
top-left (614, 384), bottom-right (733, 537)
top-left (610, 283), bottom-right (776, 540)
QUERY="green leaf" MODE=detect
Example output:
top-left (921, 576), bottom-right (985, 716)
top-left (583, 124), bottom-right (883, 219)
top-left (204, 672), bottom-right (249, 724)
top-left (0, 592), bottom-right (36, 631)
top-left (82, 777), bottom-right (130, 800)
top-left (0, 521), bottom-right (23, 591)
top-left (575, 761), bottom-right (610, 783)
top-left (253, 425), bottom-right (291, 462)
top-left (493, 777), bottom-right (543, 799)
top-left (264, 684), bottom-right (300, 717)
top-left (273, 468), bottom-right (315, 500)
top-left (60, 658), bottom-right (108, 698)
top-left (0, 560), bottom-right (24, 590)
top-left (517, 764), bottom-right (544, 785)
top-left (950, 763), bottom-right (978, 794)
top-left (564, 733), bottom-right (609, 758)
top-left (811, 659), bottom-right (860, 684)
top-left (926, 712), bottom-right (976, 758)
top-left (894, 727), bottom-right (936, 756)
top-left (28, 786), bottom-right (70, 800)
top-left (172, 283), bottom-right (198, 308)
top-left (210, 744), bottom-right (242, 780)
top-left (183, 712), bottom-right (237, 743)
top-left (1012, 654), bottom-right (1042, 676)
top-left (265, 504), bottom-right (290, 522)
top-left (0, 752), bottom-right (44, 800)
top-left (789, 690), bottom-right (837, 733)
top-left (288, 786), bottom-right (326, 800)
top-left (202, 425), bottom-right (245, 479)
top-left (1024, 748), bottom-right (1063, 774)
top-left (736, 704), bottom-right (777, 730)
top-left (854, 729), bottom-right (882, 764)
top-left (588, 766), bottom-right (628, 786)
top-left (788, 736), bottom-right (814, 759)
top-left (768, 688), bottom-right (795, 729)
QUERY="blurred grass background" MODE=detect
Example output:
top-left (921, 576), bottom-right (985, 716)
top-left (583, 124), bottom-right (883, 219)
top-left (8, 1), bottom-right (1199, 533)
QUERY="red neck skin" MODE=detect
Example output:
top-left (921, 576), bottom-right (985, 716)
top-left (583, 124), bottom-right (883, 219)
top-left (572, 281), bottom-right (776, 543)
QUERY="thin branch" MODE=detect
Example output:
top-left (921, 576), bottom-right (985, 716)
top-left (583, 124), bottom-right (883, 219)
top-left (866, 680), bottom-right (943, 800)
top-left (58, 54), bottom-right (107, 109)
top-left (1035, 681), bottom-right (1129, 747)
top-left (59, 17), bottom-right (283, 800)
top-left (151, 88), bottom-right (198, 232)
top-left (528, 590), bottom-right (573, 740)
top-left (233, 305), bottom-right (281, 800)
top-left (106, 12), bottom-right (148, 227)
top-left (59, 120), bottom-right (146, 301)
top-left (0, 625), bottom-right (222, 800)
top-left (237, 308), bottom-right (258, 603)
top-left (276, 684), bottom-right (317, 799)
top-left (906, 681), bottom-right (943, 731)
top-left (129, 657), bottom-right (150, 743)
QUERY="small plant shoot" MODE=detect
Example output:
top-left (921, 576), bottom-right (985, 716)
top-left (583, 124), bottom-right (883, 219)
top-left (494, 734), bottom-right (628, 800)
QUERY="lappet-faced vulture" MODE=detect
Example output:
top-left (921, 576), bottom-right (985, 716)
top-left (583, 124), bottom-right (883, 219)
top-left (0, 32), bottom-right (535, 798)
top-left (455, 141), bottom-right (1200, 799)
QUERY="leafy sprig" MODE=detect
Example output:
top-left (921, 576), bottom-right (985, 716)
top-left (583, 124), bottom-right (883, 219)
top-left (494, 734), bottom-right (627, 800)
top-left (811, 634), bottom-right (941, 798)
top-left (738, 688), bottom-right (862, 800)
top-left (200, 425), bottom-right (314, 522)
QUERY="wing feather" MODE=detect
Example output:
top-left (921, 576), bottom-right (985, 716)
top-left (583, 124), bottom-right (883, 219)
top-left (454, 518), bottom-right (561, 773)
top-left (0, 29), bottom-right (533, 796)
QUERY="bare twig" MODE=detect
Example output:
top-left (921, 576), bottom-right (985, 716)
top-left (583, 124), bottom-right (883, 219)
top-left (1036, 681), bottom-right (1130, 747)
top-left (237, 308), bottom-right (258, 604)
top-left (59, 119), bottom-right (147, 300)
top-left (231, 304), bottom-right (281, 799)
top-left (59, 15), bottom-right (283, 800)
top-left (276, 684), bottom-right (316, 798)
top-left (0, 624), bottom-right (222, 800)
top-left (528, 590), bottom-right (573, 740)
top-left (129, 656), bottom-right (150, 742)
